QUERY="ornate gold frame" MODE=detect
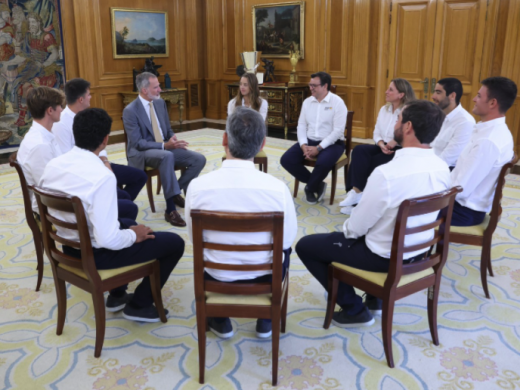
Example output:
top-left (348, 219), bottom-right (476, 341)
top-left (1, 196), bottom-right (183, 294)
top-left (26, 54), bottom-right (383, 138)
top-left (252, 1), bottom-right (305, 59)
top-left (111, 7), bottom-right (169, 59)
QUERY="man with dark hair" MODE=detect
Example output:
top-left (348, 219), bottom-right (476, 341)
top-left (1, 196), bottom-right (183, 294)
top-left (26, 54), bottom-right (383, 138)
top-left (17, 86), bottom-right (65, 213)
top-left (281, 71), bottom-right (347, 204)
top-left (53, 78), bottom-right (147, 220)
top-left (296, 100), bottom-right (450, 328)
top-left (40, 108), bottom-right (185, 322)
top-left (450, 77), bottom-right (517, 226)
top-left (185, 106), bottom-right (297, 339)
top-left (123, 72), bottom-right (206, 227)
top-left (430, 78), bottom-right (475, 168)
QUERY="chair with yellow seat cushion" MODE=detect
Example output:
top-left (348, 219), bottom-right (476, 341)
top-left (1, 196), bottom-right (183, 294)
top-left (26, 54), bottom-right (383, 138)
top-left (324, 187), bottom-right (461, 368)
top-left (32, 186), bottom-right (167, 358)
top-left (293, 110), bottom-right (354, 205)
top-left (448, 155), bottom-right (516, 299)
top-left (222, 149), bottom-right (268, 173)
top-left (191, 210), bottom-right (288, 386)
top-left (9, 151), bottom-right (44, 291)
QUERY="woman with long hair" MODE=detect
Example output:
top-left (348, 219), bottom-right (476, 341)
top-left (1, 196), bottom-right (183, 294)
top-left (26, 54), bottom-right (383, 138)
top-left (340, 78), bottom-right (416, 211)
top-left (228, 72), bottom-right (268, 120)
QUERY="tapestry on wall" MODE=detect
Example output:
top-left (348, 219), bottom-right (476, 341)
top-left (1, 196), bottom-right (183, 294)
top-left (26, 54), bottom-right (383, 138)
top-left (0, 0), bottom-right (65, 148)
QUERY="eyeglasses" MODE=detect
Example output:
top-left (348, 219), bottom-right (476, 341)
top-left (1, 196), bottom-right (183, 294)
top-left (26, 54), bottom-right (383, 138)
top-left (308, 83), bottom-right (323, 89)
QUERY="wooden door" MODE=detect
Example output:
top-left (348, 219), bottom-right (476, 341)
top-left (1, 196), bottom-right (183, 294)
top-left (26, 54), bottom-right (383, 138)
top-left (387, 0), bottom-right (438, 101)
top-left (431, 0), bottom-right (488, 114)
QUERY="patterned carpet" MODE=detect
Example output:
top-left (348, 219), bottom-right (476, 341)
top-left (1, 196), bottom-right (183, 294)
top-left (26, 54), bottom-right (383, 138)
top-left (1, 129), bottom-right (520, 390)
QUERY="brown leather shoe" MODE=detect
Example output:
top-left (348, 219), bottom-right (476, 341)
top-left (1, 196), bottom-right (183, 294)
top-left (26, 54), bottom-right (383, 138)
top-left (172, 194), bottom-right (185, 208)
top-left (164, 210), bottom-right (186, 227)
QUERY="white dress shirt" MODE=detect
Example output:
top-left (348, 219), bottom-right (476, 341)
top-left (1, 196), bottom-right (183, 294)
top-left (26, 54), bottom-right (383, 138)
top-left (431, 104), bottom-right (475, 167)
top-left (52, 106), bottom-right (109, 158)
top-left (297, 92), bottom-right (348, 149)
top-left (343, 148), bottom-right (450, 259)
top-left (17, 121), bottom-right (62, 212)
top-left (227, 97), bottom-right (268, 120)
top-left (39, 146), bottom-right (136, 250)
top-left (373, 105), bottom-right (401, 144)
top-left (185, 159), bottom-right (298, 281)
top-left (451, 117), bottom-right (513, 212)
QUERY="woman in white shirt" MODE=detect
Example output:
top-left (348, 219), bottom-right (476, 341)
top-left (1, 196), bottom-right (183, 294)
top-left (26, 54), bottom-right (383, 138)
top-left (228, 72), bottom-right (268, 120)
top-left (340, 78), bottom-right (416, 210)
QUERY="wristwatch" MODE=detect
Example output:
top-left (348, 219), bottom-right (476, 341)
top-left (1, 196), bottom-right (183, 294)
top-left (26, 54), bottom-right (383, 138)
top-left (317, 145), bottom-right (323, 153)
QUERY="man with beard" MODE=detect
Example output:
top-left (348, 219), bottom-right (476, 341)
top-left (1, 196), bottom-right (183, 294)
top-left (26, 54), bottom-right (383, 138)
top-left (296, 100), bottom-right (449, 328)
top-left (122, 72), bottom-right (206, 227)
top-left (430, 78), bottom-right (475, 169)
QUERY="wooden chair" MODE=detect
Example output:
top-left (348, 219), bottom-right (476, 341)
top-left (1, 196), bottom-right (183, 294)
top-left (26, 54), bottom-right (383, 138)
top-left (8, 151), bottom-right (44, 291)
top-left (32, 186), bottom-right (167, 358)
top-left (191, 210), bottom-right (288, 386)
top-left (323, 186), bottom-right (461, 367)
top-left (293, 110), bottom-right (354, 205)
top-left (448, 155), bottom-right (517, 299)
top-left (121, 122), bottom-right (185, 213)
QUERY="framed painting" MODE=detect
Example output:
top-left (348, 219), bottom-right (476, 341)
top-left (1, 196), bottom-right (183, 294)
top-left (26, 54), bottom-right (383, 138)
top-left (252, 1), bottom-right (304, 59)
top-left (111, 8), bottom-right (169, 59)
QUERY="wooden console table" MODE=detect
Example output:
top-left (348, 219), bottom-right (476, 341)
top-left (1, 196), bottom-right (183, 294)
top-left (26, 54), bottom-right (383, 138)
top-left (120, 88), bottom-right (187, 125)
top-left (227, 83), bottom-right (310, 138)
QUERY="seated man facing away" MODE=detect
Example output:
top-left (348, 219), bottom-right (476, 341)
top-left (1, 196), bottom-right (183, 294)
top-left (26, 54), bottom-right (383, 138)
top-left (39, 108), bottom-right (185, 322)
top-left (123, 72), bottom-right (207, 227)
top-left (53, 78), bottom-right (147, 220)
top-left (17, 86), bottom-right (64, 214)
top-left (450, 77), bottom-right (517, 226)
top-left (296, 100), bottom-right (450, 327)
top-left (185, 106), bottom-right (297, 339)
top-left (430, 77), bottom-right (475, 169)
top-left (280, 71), bottom-right (347, 204)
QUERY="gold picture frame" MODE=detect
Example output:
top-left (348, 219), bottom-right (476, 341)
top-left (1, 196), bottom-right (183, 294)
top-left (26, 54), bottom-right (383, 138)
top-left (252, 1), bottom-right (305, 59)
top-left (111, 7), bottom-right (169, 59)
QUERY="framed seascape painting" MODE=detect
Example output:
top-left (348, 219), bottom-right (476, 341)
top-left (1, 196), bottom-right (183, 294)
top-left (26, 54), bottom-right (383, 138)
top-left (111, 8), bottom-right (168, 59)
top-left (252, 1), bottom-right (304, 59)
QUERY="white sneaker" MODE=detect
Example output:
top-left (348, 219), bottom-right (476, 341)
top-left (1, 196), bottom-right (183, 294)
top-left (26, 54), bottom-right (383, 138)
top-left (339, 190), bottom-right (363, 207)
top-left (340, 206), bottom-right (354, 215)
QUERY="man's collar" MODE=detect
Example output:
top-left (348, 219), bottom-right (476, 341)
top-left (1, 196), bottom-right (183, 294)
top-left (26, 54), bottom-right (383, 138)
top-left (445, 103), bottom-right (463, 120)
top-left (222, 159), bottom-right (256, 169)
top-left (476, 116), bottom-right (506, 129)
top-left (311, 91), bottom-right (331, 103)
top-left (31, 121), bottom-right (54, 139)
top-left (394, 147), bottom-right (435, 159)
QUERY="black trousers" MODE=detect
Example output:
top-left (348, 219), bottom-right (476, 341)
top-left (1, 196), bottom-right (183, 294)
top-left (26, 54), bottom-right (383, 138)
top-left (296, 233), bottom-right (425, 315)
top-left (450, 201), bottom-right (486, 226)
top-left (111, 164), bottom-right (147, 221)
top-left (345, 144), bottom-right (398, 192)
top-left (281, 139), bottom-right (345, 193)
top-left (64, 219), bottom-right (185, 308)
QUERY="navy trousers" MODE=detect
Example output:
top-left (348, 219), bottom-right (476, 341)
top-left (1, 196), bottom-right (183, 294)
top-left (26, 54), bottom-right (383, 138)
top-left (281, 139), bottom-right (345, 193)
top-left (111, 164), bottom-right (147, 221)
top-left (296, 233), bottom-right (425, 315)
top-left (451, 201), bottom-right (486, 226)
top-left (345, 144), bottom-right (397, 192)
top-left (64, 219), bottom-right (185, 308)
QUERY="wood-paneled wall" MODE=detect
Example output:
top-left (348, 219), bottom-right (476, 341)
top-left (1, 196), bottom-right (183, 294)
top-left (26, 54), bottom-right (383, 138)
top-left (60, 0), bottom-right (205, 131)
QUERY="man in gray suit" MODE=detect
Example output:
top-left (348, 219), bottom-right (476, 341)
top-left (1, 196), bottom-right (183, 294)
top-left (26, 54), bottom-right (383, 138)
top-left (123, 72), bottom-right (206, 227)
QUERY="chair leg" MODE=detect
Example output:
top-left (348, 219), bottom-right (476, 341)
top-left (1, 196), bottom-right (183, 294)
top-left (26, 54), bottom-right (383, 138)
top-left (381, 299), bottom-right (395, 368)
top-left (156, 175), bottom-right (162, 195)
top-left (196, 308), bottom-right (207, 384)
top-left (330, 169), bottom-right (337, 205)
top-left (343, 164), bottom-right (349, 193)
top-left (293, 180), bottom-right (299, 198)
top-left (271, 309), bottom-right (280, 386)
top-left (34, 239), bottom-right (44, 292)
top-left (150, 263), bottom-right (167, 323)
top-left (323, 266), bottom-right (338, 329)
top-left (92, 290), bottom-right (106, 358)
top-left (281, 277), bottom-right (289, 333)
top-left (427, 285), bottom-right (440, 345)
top-left (146, 175), bottom-right (156, 213)
top-left (55, 277), bottom-right (67, 336)
top-left (481, 245), bottom-right (491, 299)
top-left (483, 241), bottom-right (493, 277)
top-left (263, 162), bottom-right (268, 174)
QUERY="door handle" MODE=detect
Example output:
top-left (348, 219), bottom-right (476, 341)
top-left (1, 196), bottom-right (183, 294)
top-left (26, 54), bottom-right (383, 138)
top-left (431, 78), bottom-right (437, 94)
top-left (419, 77), bottom-right (429, 95)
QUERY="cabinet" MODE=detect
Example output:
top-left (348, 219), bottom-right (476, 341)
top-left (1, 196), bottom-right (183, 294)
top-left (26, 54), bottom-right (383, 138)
top-left (227, 83), bottom-right (310, 138)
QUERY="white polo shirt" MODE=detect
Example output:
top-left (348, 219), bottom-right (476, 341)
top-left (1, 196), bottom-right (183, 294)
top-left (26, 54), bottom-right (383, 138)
top-left (17, 121), bottom-right (62, 212)
top-left (39, 146), bottom-right (136, 250)
top-left (185, 159), bottom-right (298, 282)
top-left (373, 105), bottom-right (401, 144)
top-left (343, 148), bottom-right (451, 259)
top-left (451, 117), bottom-right (514, 212)
top-left (431, 104), bottom-right (475, 167)
top-left (227, 98), bottom-right (268, 121)
top-left (297, 91), bottom-right (348, 149)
